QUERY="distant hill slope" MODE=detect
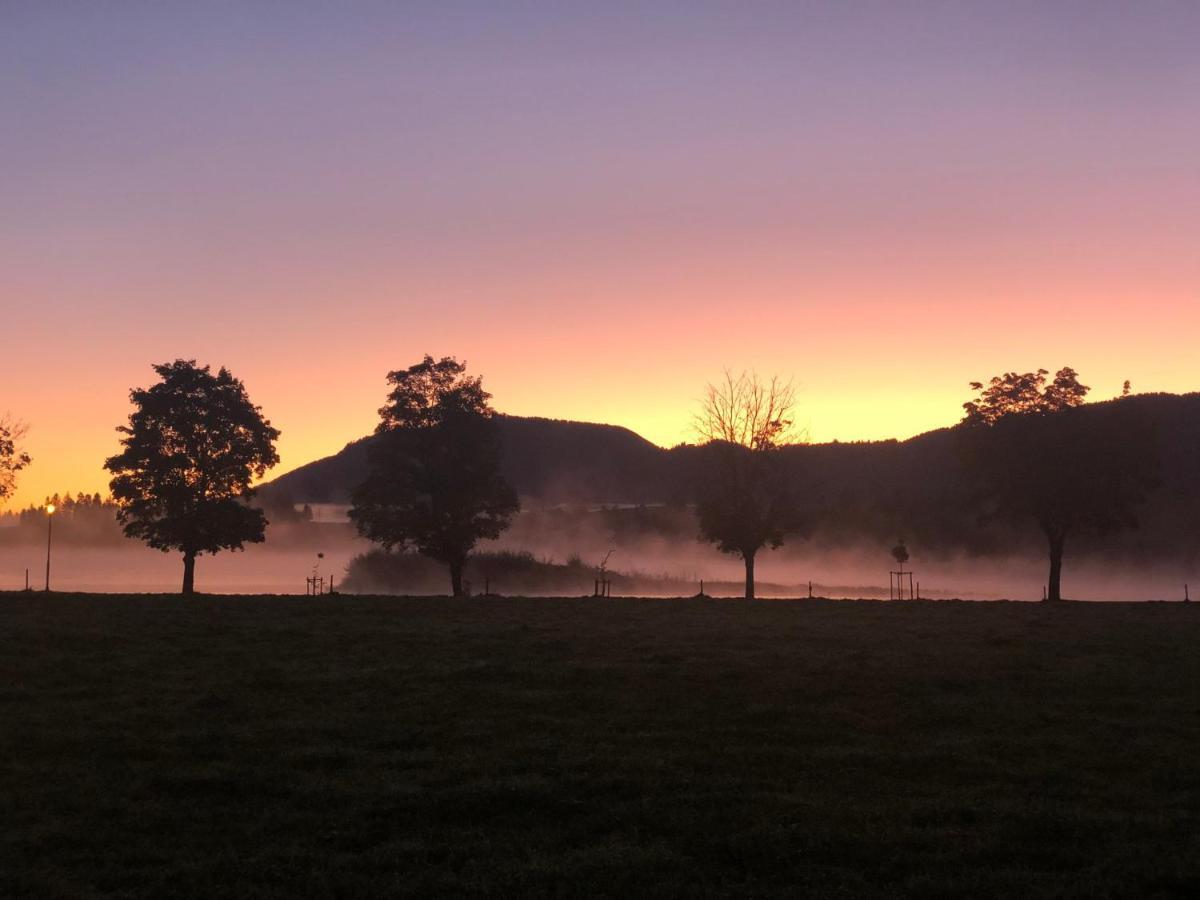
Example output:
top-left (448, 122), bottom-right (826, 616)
top-left (260, 395), bottom-right (1200, 561)
top-left (261, 415), bottom-right (670, 505)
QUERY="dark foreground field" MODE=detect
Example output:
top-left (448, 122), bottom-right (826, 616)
top-left (2, 594), bottom-right (1199, 898)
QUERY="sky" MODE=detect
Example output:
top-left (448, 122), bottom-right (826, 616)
top-left (3, 1), bottom-right (1199, 509)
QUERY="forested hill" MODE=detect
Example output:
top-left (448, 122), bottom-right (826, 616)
top-left (260, 395), bottom-right (1200, 561)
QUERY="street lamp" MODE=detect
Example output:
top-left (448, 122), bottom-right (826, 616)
top-left (44, 503), bottom-right (56, 592)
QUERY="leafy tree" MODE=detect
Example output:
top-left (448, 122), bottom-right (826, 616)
top-left (962, 367), bottom-right (1089, 426)
top-left (0, 415), bottom-right (32, 504)
top-left (350, 356), bottom-right (520, 597)
top-left (959, 367), bottom-right (1158, 601)
top-left (104, 360), bottom-right (280, 594)
top-left (693, 371), bottom-right (805, 599)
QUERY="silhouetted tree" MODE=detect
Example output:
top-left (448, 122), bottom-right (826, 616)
top-left (962, 367), bottom-right (1089, 426)
top-left (350, 356), bottom-right (519, 597)
top-left (959, 367), bottom-right (1158, 601)
top-left (693, 371), bottom-right (804, 599)
top-left (104, 360), bottom-right (280, 594)
top-left (0, 415), bottom-right (31, 504)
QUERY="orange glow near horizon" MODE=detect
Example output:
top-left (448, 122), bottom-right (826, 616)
top-left (6, 281), bottom-right (1198, 511)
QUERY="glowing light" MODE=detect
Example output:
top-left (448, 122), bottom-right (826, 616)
top-left (45, 504), bottom-right (56, 515)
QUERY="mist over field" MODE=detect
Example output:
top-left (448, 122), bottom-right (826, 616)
top-left (4, 507), bottom-right (1194, 601)
top-left (473, 533), bottom-right (1198, 603)
top-left (0, 532), bottom-right (366, 596)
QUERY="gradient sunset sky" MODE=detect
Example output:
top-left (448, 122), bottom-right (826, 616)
top-left (4, 1), bottom-right (1199, 509)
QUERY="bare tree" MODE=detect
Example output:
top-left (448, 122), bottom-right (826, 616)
top-left (693, 371), bottom-right (804, 599)
top-left (693, 370), bottom-right (800, 450)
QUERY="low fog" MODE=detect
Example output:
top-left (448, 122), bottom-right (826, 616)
top-left (481, 509), bottom-right (1197, 602)
top-left (3, 504), bottom-right (1195, 602)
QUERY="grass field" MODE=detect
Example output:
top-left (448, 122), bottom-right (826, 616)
top-left (3, 593), bottom-right (1199, 898)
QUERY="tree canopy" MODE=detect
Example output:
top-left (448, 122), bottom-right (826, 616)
top-left (0, 415), bottom-right (31, 504)
top-left (376, 355), bottom-right (492, 430)
top-left (104, 360), bottom-right (280, 594)
top-left (962, 367), bottom-right (1089, 426)
top-left (350, 356), bottom-right (519, 597)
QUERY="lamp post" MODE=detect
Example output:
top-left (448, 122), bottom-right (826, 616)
top-left (44, 503), bottom-right (56, 592)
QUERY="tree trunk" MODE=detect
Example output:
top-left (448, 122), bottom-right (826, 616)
top-left (1046, 531), bottom-right (1066, 601)
top-left (449, 561), bottom-right (464, 598)
top-left (182, 551), bottom-right (196, 596)
top-left (744, 550), bottom-right (756, 600)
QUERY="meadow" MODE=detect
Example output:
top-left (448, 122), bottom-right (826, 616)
top-left (2, 593), bottom-right (1199, 898)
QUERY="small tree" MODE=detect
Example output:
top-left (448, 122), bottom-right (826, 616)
top-left (0, 415), bottom-right (32, 504)
top-left (350, 356), bottom-right (519, 597)
top-left (104, 360), bottom-right (280, 594)
top-left (693, 371), bottom-right (804, 599)
top-left (959, 367), bottom-right (1157, 601)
